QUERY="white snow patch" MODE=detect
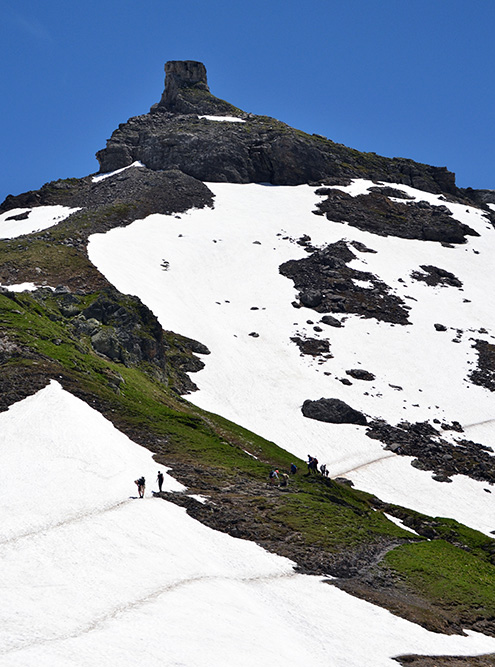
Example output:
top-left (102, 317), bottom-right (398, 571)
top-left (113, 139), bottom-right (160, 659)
top-left (91, 161), bottom-right (145, 183)
top-left (187, 494), bottom-right (209, 504)
top-left (383, 513), bottom-right (420, 536)
top-left (1, 282), bottom-right (38, 292)
top-left (243, 448), bottom-right (259, 459)
top-left (0, 206), bottom-right (80, 239)
top-left (352, 278), bottom-right (374, 289)
top-left (198, 115), bottom-right (245, 123)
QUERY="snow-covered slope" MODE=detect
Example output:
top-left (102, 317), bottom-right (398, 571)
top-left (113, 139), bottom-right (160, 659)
top-left (2, 382), bottom-right (495, 666)
top-left (88, 180), bottom-right (495, 536)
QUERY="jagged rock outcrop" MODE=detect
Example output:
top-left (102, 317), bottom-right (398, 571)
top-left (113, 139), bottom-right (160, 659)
top-left (16, 286), bottom-right (210, 394)
top-left (95, 61), bottom-right (459, 193)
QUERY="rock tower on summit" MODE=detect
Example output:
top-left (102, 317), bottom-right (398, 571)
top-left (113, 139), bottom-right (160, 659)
top-left (151, 60), bottom-right (237, 115)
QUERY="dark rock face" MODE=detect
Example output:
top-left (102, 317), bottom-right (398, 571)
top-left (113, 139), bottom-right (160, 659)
top-left (302, 398), bottom-right (367, 425)
top-left (280, 240), bottom-right (410, 325)
top-left (47, 288), bottom-right (207, 393)
top-left (367, 419), bottom-right (495, 484)
top-left (411, 265), bottom-right (463, 288)
top-left (96, 111), bottom-right (460, 189)
top-left (314, 189), bottom-right (478, 244)
top-left (94, 61), bottom-right (459, 192)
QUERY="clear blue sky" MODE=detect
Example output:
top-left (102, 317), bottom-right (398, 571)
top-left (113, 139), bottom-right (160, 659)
top-left (2, 0), bottom-right (494, 201)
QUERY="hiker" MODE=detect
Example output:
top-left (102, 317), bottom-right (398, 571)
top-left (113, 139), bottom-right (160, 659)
top-left (307, 455), bottom-right (313, 474)
top-left (157, 470), bottom-right (164, 492)
top-left (290, 463), bottom-right (297, 475)
top-left (269, 469), bottom-right (279, 485)
top-left (280, 472), bottom-right (290, 487)
top-left (320, 463), bottom-right (327, 476)
top-left (309, 457), bottom-right (318, 474)
top-left (134, 476), bottom-right (146, 498)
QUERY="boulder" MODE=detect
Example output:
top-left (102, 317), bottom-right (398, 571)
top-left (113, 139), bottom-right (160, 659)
top-left (299, 289), bottom-right (323, 308)
top-left (302, 398), bottom-right (367, 425)
top-left (91, 328), bottom-right (122, 362)
top-left (321, 315), bottom-right (342, 328)
top-left (345, 369), bottom-right (375, 381)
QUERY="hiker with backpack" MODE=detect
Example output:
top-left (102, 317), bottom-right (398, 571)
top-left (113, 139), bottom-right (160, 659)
top-left (134, 476), bottom-right (146, 498)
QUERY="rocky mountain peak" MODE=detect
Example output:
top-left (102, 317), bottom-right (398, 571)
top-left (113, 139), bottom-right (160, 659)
top-left (91, 62), bottom-right (488, 200)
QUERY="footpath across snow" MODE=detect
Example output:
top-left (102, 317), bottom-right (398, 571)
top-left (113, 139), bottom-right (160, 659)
top-left (2, 383), bottom-right (495, 666)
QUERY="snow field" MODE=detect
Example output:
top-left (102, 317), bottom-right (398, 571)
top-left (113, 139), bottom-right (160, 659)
top-left (0, 205), bottom-right (80, 239)
top-left (88, 181), bottom-right (495, 535)
top-left (2, 383), bottom-right (495, 665)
